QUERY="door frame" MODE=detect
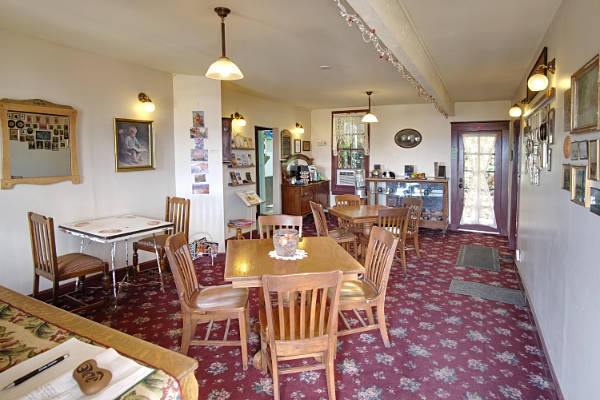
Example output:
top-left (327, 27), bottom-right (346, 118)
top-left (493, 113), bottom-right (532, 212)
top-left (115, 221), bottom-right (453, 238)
top-left (509, 119), bottom-right (521, 250)
top-left (254, 126), bottom-right (273, 216)
top-left (450, 121), bottom-right (510, 235)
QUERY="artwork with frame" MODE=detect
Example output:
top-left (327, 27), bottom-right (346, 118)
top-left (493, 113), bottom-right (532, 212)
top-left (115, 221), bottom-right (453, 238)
top-left (280, 129), bottom-right (291, 158)
top-left (302, 140), bottom-right (311, 151)
top-left (294, 139), bottom-right (301, 154)
top-left (563, 89), bottom-right (571, 132)
top-left (547, 108), bottom-right (555, 144)
top-left (590, 187), bottom-right (600, 216)
top-left (114, 118), bottom-right (155, 172)
top-left (570, 141), bottom-right (579, 160)
top-left (570, 165), bottom-right (587, 206)
top-left (589, 139), bottom-right (599, 180)
top-left (571, 54), bottom-right (600, 133)
top-left (562, 164), bottom-right (571, 190)
top-left (578, 140), bottom-right (588, 160)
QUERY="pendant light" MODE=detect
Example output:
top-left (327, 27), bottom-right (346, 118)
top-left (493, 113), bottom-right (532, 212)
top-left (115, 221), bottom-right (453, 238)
top-left (205, 7), bottom-right (244, 80)
top-left (361, 91), bottom-right (378, 123)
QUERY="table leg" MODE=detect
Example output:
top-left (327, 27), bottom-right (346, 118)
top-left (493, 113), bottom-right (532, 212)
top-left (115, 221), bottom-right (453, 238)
top-left (152, 233), bottom-right (165, 292)
top-left (110, 242), bottom-right (117, 299)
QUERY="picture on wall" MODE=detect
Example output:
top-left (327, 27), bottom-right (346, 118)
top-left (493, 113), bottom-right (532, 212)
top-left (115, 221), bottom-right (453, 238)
top-left (562, 164), bottom-right (571, 190)
top-left (571, 54), bottom-right (599, 133)
top-left (570, 141), bottom-right (579, 160)
top-left (302, 140), bottom-right (311, 151)
top-left (571, 165), bottom-right (587, 206)
top-left (114, 118), bottom-right (154, 172)
top-left (578, 140), bottom-right (588, 160)
top-left (589, 139), bottom-right (599, 180)
top-left (294, 139), bottom-right (301, 154)
top-left (590, 187), bottom-right (600, 216)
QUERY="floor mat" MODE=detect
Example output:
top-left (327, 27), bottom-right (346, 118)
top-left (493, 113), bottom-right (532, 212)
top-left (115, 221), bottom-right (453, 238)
top-left (456, 244), bottom-right (500, 271)
top-left (449, 279), bottom-right (527, 306)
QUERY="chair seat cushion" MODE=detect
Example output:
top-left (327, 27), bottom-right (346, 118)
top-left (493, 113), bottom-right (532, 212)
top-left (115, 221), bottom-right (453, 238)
top-left (57, 253), bottom-right (106, 279)
top-left (190, 285), bottom-right (248, 310)
top-left (328, 230), bottom-right (356, 241)
top-left (338, 279), bottom-right (378, 302)
top-left (260, 300), bottom-right (330, 341)
top-left (135, 233), bottom-right (169, 249)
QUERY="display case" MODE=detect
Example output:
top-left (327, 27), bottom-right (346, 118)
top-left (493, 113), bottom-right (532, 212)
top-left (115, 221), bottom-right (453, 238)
top-left (366, 178), bottom-right (449, 231)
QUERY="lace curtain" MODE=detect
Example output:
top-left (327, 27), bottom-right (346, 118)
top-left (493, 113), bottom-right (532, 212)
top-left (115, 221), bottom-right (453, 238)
top-left (332, 112), bottom-right (369, 156)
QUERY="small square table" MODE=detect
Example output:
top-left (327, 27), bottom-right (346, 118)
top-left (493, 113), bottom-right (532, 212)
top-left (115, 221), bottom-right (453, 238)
top-left (328, 204), bottom-right (389, 235)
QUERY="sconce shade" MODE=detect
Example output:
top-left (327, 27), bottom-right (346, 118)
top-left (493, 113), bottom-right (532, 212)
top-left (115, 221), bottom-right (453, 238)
top-left (143, 102), bottom-right (155, 112)
top-left (138, 92), bottom-right (155, 112)
top-left (206, 56), bottom-right (244, 80)
top-left (295, 123), bottom-right (304, 134)
top-left (231, 112), bottom-right (246, 128)
top-left (528, 73), bottom-right (549, 92)
top-left (361, 112), bottom-right (378, 123)
top-left (509, 104), bottom-right (522, 117)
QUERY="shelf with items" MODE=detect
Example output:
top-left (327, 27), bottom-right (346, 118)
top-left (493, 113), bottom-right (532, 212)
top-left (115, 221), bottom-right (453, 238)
top-left (230, 152), bottom-right (254, 169)
top-left (228, 169), bottom-right (254, 187)
top-left (228, 164), bottom-right (256, 169)
top-left (366, 177), bottom-right (449, 231)
top-left (228, 182), bottom-right (256, 187)
top-left (231, 147), bottom-right (256, 150)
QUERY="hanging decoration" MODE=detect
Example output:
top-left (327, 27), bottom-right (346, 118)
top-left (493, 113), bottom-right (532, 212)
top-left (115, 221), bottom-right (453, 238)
top-left (332, 0), bottom-right (449, 118)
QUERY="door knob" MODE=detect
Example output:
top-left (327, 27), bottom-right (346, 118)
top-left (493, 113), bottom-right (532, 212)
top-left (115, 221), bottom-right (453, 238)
top-left (458, 178), bottom-right (463, 189)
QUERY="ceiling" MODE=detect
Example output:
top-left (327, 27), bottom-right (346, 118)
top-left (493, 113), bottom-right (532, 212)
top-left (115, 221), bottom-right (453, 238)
top-left (0, 0), bottom-right (561, 109)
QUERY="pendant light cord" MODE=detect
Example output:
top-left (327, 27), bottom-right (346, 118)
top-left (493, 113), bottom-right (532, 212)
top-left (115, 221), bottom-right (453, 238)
top-left (221, 19), bottom-right (226, 57)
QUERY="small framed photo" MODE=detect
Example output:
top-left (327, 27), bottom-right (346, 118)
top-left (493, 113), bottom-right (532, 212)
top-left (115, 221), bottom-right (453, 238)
top-left (114, 118), bottom-right (155, 172)
top-left (561, 165), bottom-right (571, 191)
top-left (302, 140), bottom-right (311, 151)
top-left (589, 139), bottom-right (599, 180)
top-left (547, 108), bottom-right (555, 144)
top-left (571, 165), bottom-right (587, 206)
top-left (578, 140), bottom-right (588, 160)
top-left (294, 139), bottom-right (301, 154)
top-left (571, 54), bottom-right (600, 133)
top-left (570, 141), bottom-right (579, 160)
top-left (590, 187), bottom-right (600, 216)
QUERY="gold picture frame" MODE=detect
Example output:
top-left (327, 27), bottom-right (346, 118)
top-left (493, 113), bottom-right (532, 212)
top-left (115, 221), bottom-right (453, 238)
top-left (562, 164), bottom-right (571, 190)
top-left (570, 165), bottom-right (589, 206)
top-left (571, 54), bottom-right (600, 133)
top-left (114, 118), bottom-right (155, 172)
top-left (589, 139), bottom-right (599, 180)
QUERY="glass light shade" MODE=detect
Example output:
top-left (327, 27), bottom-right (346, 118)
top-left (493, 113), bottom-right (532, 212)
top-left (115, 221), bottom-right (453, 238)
top-left (528, 73), bottom-right (549, 92)
top-left (361, 112), bottom-right (378, 123)
top-left (237, 118), bottom-right (247, 127)
top-left (296, 127), bottom-right (304, 134)
top-left (509, 105), bottom-right (522, 118)
top-left (205, 56), bottom-right (244, 80)
top-left (142, 102), bottom-right (155, 112)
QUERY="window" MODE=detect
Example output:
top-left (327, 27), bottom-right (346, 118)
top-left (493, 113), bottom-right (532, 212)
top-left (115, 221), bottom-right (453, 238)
top-left (331, 110), bottom-right (370, 194)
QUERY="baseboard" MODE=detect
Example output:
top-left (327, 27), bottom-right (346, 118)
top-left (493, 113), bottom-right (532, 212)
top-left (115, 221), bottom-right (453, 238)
top-left (515, 260), bottom-right (565, 400)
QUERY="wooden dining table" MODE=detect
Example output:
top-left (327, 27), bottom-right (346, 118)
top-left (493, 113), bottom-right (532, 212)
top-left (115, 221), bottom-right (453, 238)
top-left (328, 204), bottom-right (389, 235)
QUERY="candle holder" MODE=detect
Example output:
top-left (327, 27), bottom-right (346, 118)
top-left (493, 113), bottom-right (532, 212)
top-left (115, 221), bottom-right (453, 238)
top-left (273, 228), bottom-right (299, 257)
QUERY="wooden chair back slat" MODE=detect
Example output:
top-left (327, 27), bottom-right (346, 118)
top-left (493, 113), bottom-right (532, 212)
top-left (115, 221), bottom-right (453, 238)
top-left (402, 197), bottom-right (423, 232)
top-left (377, 208), bottom-right (409, 239)
top-left (258, 215), bottom-right (303, 239)
top-left (309, 201), bottom-right (329, 237)
top-left (165, 196), bottom-right (191, 241)
top-left (28, 212), bottom-right (58, 276)
top-left (165, 232), bottom-right (201, 307)
top-left (334, 194), bottom-right (360, 207)
top-left (363, 226), bottom-right (399, 294)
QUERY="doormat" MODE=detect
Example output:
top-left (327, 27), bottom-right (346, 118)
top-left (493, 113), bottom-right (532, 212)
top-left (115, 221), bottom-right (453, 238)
top-left (456, 244), bottom-right (500, 272)
top-left (449, 279), bottom-right (526, 307)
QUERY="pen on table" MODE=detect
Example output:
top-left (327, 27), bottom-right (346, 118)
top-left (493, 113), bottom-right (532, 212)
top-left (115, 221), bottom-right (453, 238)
top-left (1, 354), bottom-right (70, 391)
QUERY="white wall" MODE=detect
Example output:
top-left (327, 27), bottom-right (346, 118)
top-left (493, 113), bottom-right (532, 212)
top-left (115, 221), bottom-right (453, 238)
top-left (172, 75), bottom-right (225, 248)
top-left (0, 30), bottom-right (175, 294)
top-left (221, 82), bottom-right (311, 236)
top-left (512, 0), bottom-right (600, 398)
top-left (311, 101), bottom-right (509, 202)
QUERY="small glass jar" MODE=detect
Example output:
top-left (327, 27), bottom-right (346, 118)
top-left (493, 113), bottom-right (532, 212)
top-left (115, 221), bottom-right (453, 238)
top-left (273, 228), bottom-right (299, 257)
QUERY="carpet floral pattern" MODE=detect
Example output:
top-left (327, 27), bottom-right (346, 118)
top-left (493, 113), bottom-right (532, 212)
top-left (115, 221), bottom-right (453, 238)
top-left (79, 216), bottom-right (557, 400)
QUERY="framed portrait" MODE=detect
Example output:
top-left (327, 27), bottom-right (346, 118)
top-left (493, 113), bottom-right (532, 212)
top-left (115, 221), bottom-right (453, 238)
top-left (590, 187), bottom-right (600, 216)
top-left (281, 129), bottom-right (291, 159)
top-left (578, 140), bottom-right (588, 160)
top-left (570, 141), bottom-right (579, 160)
top-left (114, 118), bottom-right (155, 172)
top-left (302, 140), bottom-right (311, 151)
top-left (564, 89), bottom-right (572, 132)
top-left (571, 54), bottom-right (599, 133)
top-left (562, 164), bottom-right (571, 190)
top-left (589, 139), bottom-right (599, 180)
top-left (571, 165), bottom-right (587, 206)
top-left (294, 139), bottom-right (301, 154)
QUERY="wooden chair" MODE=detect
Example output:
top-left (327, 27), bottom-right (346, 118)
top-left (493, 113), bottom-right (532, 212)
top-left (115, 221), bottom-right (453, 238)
top-left (337, 226), bottom-right (399, 347)
top-left (28, 212), bottom-right (110, 312)
top-left (257, 214), bottom-right (303, 239)
top-left (402, 197), bottom-right (423, 258)
top-left (164, 232), bottom-right (250, 369)
top-left (333, 194), bottom-right (363, 234)
top-left (133, 196), bottom-right (190, 273)
top-left (377, 208), bottom-right (410, 274)
top-left (259, 270), bottom-right (343, 400)
top-left (310, 201), bottom-right (357, 259)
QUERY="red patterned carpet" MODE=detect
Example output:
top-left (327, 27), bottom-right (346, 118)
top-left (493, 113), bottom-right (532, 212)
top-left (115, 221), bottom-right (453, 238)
top-left (72, 216), bottom-right (557, 400)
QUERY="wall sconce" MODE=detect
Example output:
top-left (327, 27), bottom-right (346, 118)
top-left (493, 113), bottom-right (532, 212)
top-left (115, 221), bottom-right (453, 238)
top-left (138, 92), bottom-right (155, 112)
top-left (508, 104), bottom-right (522, 118)
top-left (295, 123), bottom-right (304, 134)
top-left (528, 58), bottom-right (556, 92)
top-left (231, 112), bottom-right (246, 129)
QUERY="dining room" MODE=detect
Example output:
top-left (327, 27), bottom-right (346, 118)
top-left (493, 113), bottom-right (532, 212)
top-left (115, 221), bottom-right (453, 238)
top-left (1, 0), bottom-right (599, 399)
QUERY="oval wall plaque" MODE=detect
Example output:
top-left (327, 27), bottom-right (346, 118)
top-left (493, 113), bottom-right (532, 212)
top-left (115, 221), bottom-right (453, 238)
top-left (394, 129), bottom-right (422, 148)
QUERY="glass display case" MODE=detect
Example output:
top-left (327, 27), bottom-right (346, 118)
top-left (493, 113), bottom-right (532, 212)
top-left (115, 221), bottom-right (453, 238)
top-left (366, 178), bottom-right (449, 231)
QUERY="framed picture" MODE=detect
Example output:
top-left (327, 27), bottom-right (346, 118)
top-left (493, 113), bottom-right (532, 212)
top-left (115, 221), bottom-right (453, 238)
top-left (564, 89), bottom-right (572, 132)
top-left (562, 164), bottom-right (571, 190)
top-left (302, 140), bottom-right (311, 151)
top-left (547, 148), bottom-right (552, 171)
top-left (590, 187), bottom-right (600, 216)
top-left (589, 139), bottom-right (599, 180)
top-left (578, 140), bottom-right (588, 160)
top-left (114, 118), bottom-right (155, 172)
top-left (571, 54), bottom-right (599, 133)
top-left (570, 141), bottom-right (579, 160)
top-left (294, 139), bottom-right (301, 154)
top-left (571, 165), bottom-right (587, 206)
top-left (281, 129), bottom-right (291, 159)
top-left (547, 108), bottom-right (555, 144)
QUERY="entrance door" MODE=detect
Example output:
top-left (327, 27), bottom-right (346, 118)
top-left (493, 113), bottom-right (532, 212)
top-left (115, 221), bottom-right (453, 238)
top-left (255, 127), bottom-right (274, 215)
top-left (450, 121), bottom-right (509, 234)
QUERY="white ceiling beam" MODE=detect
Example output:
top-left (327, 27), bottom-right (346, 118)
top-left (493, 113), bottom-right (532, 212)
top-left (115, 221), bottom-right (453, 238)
top-left (346, 0), bottom-right (454, 115)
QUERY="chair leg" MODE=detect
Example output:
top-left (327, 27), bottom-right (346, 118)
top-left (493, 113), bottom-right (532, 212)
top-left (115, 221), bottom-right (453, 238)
top-left (51, 280), bottom-right (60, 304)
top-left (180, 313), bottom-right (193, 355)
top-left (399, 243), bottom-right (407, 275)
top-left (352, 238), bottom-right (357, 260)
top-left (159, 250), bottom-right (167, 273)
top-left (325, 349), bottom-right (337, 400)
top-left (260, 332), bottom-right (268, 374)
top-left (239, 311), bottom-right (248, 371)
top-left (132, 243), bottom-right (139, 271)
top-left (271, 351), bottom-right (280, 400)
top-left (102, 264), bottom-right (111, 306)
top-left (413, 234), bottom-right (421, 257)
top-left (376, 303), bottom-right (390, 347)
top-left (33, 274), bottom-right (40, 299)
top-left (365, 306), bottom-right (375, 325)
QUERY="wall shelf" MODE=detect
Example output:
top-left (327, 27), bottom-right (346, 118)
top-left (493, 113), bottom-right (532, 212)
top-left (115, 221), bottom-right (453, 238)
top-left (229, 164), bottom-right (255, 169)
top-left (228, 182), bottom-right (256, 187)
top-left (231, 147), bottom-right (255, 150)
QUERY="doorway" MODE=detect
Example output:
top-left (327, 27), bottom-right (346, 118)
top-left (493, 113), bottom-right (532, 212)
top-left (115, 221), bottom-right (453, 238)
top-left (255, 127), bottom-right (274, 215)
top-left (450, 121), bottom-right (510, 234)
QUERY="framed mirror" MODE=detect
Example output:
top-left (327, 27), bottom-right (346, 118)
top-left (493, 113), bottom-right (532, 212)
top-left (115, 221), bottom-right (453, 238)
top-left (1, 98), bottom-right (80, 189)
top-left (281, 129), bottom-right (291, 159)
top-left (394, 128), bottom-right (422, 149)
top-left (281, 153), bottom-right (313, 183)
